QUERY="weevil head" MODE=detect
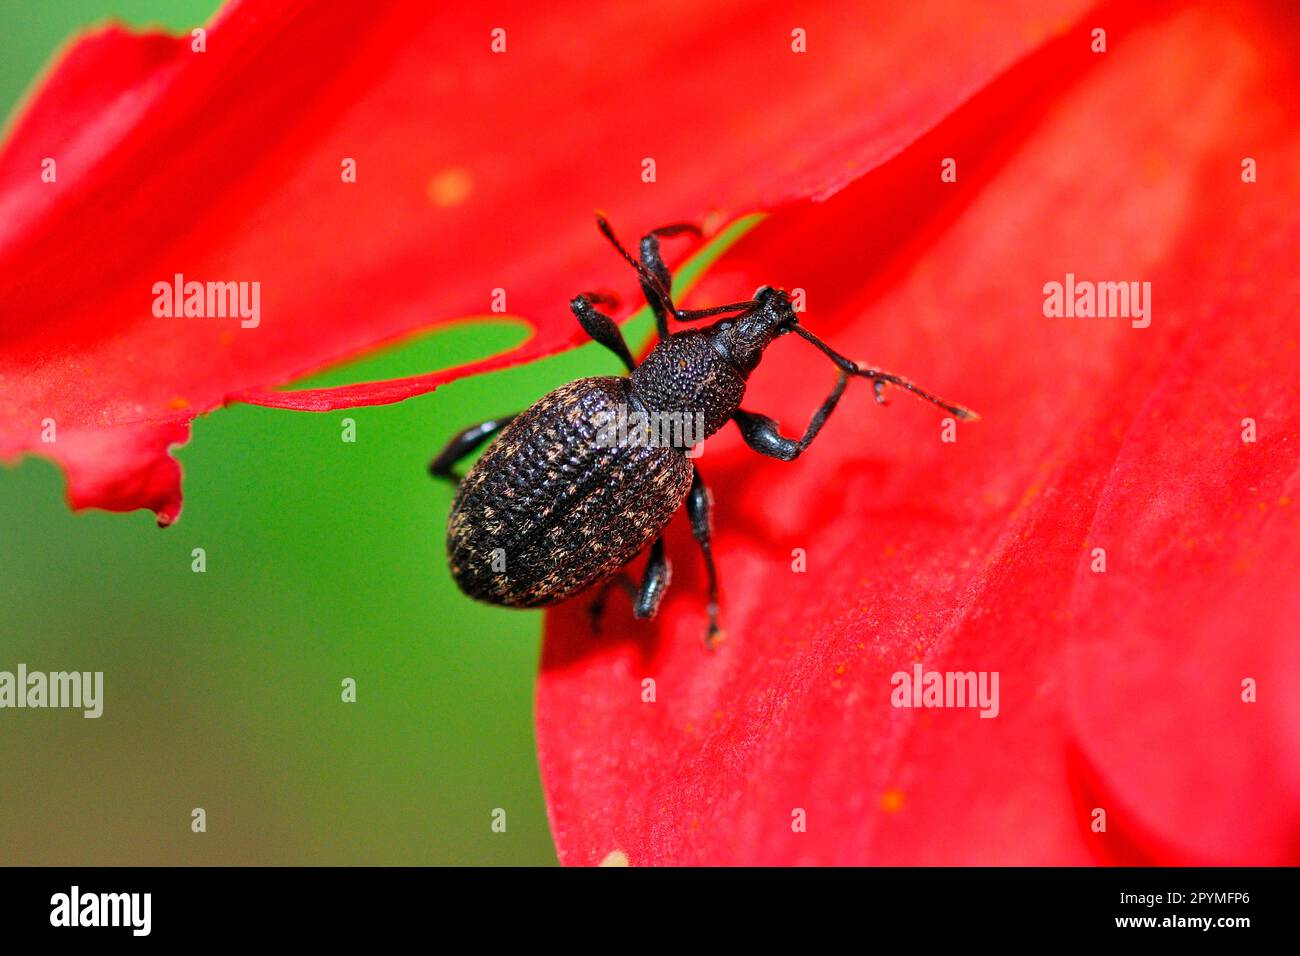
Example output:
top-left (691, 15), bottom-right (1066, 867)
top-left (707, 285), bottom-right (798, 376)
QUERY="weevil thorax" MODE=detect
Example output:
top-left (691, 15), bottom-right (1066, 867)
top-left (628, 287), bottom-right (796, 444)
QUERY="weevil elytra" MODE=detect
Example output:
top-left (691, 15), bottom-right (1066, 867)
top-left (430, 215), bottom-right (978, 647)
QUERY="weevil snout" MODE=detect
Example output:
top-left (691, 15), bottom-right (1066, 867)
top-left (705, 285), bottom-right (799, 374)
top-left (753, 285), bottom-right (794, 317)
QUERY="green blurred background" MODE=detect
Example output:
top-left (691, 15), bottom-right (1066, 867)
top-left (0, 1), bottom-right (751, 864)
top-left (0, 0), bottom-right (718, 866)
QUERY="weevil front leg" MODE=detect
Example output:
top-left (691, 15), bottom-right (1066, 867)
top-left (638, 224), bottom-right (763, 325)
top-left (595, 216), bottom-right (714, 337)
top-left (428, 415), bottom-right (518, 484)
top-left (685, 469), bottom-right (722, 648)
top-left (571, 292), bottom-right (636, 372)
top-left (638, 223), bottom-right (701, 337)
top-left (732, 371), bottom-right (850, 461)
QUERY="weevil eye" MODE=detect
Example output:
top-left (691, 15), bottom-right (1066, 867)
top-left (753, 285), bottom-right (774, 301)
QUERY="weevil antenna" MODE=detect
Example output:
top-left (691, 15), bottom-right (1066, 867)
top-left (674, 300), bottom-right (761, 322)
top-left (791, 324), bottom-right (980, 421)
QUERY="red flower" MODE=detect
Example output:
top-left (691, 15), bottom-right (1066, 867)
top-left (0, 0), bottom-right (1070, 521)
top-left (538, 1), bottom-right (1300, 865)
top-left (3, 0), bottom-right (1296, 865)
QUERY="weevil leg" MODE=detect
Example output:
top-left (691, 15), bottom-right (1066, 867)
top-left (632, 536), bottom-right (672, 619)
top-left (588, 572), bottom-right (638, 634)
top-left (428, 415), bottom-right (518, 484)
top-left (570, 292), bottom-right (636, 372)
top-left (596, 215), bottom-right (679, 336)
top-left (597, 216), bottom-right (719, 338)
top-left (732, 371), bottom-right (850, 461)
top-left (587, 537), bottom-right (670, 633)
top-left (685, 469), bottom-right (722, 648)
top-left (638, 223), bottom-right (702, 337)
top-left (640, 224), bottom-right (761, 326)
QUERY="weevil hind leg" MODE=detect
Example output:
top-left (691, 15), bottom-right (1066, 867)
top-left (587, 494), bottom-right (720, 650)
top-left (587, 537), bottom-right (673, 636)
top-left (428, 414), bottom-right (518, 484)
top-left (685, 469), bottom-right (723, 649)
top-left (588, 573), bottom-right (639, 635)
top-left (632, 536), bottom-right (672, 620)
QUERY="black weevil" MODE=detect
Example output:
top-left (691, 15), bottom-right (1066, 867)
top-left (430, 215), bottom-right (977, 646)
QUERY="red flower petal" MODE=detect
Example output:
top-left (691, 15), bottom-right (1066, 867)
top-left (537, 1), bottom-right (1300, 865)
top-left (0, 0), bottom-right (1093, 521)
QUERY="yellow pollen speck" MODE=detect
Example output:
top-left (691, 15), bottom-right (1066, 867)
top-left (880, 789), bottom-right (904, 813)
top-left (599, 850), bottom-right (630, 866)
top-left (428, 167), bottom-right (473, 207)
top-left (168, 397), bottom-right (189, 410)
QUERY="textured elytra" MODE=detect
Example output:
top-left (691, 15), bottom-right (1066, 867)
top-left (447, 377), bottom-right (694, 607)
